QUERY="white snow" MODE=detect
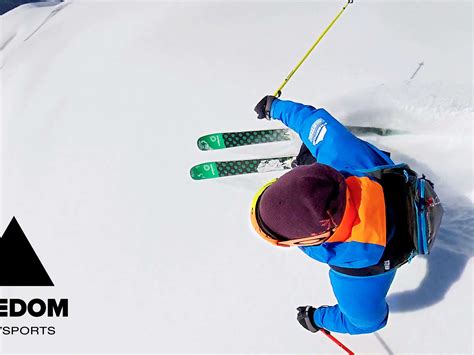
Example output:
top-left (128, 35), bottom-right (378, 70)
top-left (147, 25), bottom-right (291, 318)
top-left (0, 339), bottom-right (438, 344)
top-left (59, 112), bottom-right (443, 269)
top-left (0, 0), bottom-right (472, 353)
top-left (256, 157), bottom-right (293, 173)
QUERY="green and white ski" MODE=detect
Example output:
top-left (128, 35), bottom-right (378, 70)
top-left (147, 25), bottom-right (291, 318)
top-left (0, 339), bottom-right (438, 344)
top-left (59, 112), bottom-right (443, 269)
top-left (197, 129), bottom-right (291, 151)
top-left (191, 125), bottom-right (403, 180)
top-left (197, 126), bottom-right (403, 151)
top-left (190, 156), bottom-right (296, 180)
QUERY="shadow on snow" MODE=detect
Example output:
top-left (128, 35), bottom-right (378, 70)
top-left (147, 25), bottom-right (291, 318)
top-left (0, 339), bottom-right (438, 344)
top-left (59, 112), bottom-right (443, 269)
top-left (386, 154), bottom-right (473, 312)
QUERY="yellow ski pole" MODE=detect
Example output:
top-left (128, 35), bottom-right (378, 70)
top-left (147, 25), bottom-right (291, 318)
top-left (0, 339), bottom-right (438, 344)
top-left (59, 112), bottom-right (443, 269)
top-left (274, 0), bottom-right (353, 98)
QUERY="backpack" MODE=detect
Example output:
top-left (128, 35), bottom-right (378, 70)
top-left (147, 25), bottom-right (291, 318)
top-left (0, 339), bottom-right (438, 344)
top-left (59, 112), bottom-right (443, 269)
top-left (330, 164), bottom-right (444, 276)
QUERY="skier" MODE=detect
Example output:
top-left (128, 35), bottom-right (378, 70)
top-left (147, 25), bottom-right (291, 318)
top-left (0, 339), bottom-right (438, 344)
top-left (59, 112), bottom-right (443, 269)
top-left (251, 95), bottom-right (431, 335)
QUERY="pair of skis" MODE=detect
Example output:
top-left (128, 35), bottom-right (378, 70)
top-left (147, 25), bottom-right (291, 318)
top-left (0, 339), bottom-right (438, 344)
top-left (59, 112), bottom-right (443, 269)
top-left (190, 126), bottom-right (400, 180)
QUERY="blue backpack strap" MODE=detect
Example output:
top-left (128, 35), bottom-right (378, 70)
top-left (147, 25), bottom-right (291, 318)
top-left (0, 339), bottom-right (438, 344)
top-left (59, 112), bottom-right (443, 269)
top-left (414, 176), bottom-right (444, 255)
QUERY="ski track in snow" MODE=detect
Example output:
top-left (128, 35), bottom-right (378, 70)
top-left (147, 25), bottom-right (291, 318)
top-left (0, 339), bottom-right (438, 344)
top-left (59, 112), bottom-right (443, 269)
top-left (23, 2), bottom-right (70, 42)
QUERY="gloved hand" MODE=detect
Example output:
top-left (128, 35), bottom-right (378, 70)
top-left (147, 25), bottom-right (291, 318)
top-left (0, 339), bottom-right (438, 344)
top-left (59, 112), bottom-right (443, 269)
top-left (297, 306), bottom-right (321, 333)
top-left (254, 95), bottom-right (276, 120)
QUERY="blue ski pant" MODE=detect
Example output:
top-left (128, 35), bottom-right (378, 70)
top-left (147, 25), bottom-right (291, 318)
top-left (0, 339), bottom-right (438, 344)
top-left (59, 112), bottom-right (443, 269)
top-left (313, 269), bottom-right (396, 334)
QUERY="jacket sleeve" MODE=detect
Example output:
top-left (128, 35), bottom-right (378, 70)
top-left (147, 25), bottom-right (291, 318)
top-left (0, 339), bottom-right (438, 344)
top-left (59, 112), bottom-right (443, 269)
top-left (270, 99), bottom-right (393, 171)
top-left (312, 269), bottom-right (396, 335)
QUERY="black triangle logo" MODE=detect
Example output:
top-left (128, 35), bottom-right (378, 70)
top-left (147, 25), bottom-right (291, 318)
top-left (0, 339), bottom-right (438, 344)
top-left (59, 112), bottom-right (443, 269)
top-left (0, 217), bottom-right (54, 286)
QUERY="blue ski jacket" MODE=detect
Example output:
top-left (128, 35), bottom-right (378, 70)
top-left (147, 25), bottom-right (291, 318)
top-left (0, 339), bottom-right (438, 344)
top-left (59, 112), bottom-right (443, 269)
top-left (270, 98), bottom-right (397, 335)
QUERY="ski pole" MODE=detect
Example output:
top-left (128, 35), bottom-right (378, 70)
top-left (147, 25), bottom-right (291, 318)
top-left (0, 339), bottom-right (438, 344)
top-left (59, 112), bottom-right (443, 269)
top-left (273, 0), bottom-right (354, 98)
top-left (320, 329), bottom-right (355, 355)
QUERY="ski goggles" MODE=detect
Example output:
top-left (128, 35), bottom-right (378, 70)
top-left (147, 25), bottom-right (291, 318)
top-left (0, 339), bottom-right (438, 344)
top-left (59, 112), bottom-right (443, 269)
top-left (250, 179), bottom-right (333, 247)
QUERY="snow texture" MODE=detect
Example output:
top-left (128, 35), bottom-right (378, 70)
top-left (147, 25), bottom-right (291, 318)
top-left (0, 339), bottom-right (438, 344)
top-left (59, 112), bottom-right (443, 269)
top-left (0, 0), bottom-right (472, 353)
top-left (256, 158), bottom-right (293, 173)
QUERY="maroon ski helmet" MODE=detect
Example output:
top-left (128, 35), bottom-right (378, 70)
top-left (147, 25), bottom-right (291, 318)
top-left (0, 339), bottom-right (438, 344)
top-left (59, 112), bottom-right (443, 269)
top-left (258, 163), bottom-right (347, 240)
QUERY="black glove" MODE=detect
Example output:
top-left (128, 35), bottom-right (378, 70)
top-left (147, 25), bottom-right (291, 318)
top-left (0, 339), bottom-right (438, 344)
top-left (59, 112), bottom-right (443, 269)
top-left (254, 95), bottom-right (276, 120)
top-left (297, 306), bottom-right (320, 333)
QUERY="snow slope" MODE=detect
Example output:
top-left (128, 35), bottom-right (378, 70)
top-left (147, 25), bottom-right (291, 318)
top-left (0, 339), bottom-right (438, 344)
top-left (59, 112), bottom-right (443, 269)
top-left (1, 0), bottom-right (472, 353)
